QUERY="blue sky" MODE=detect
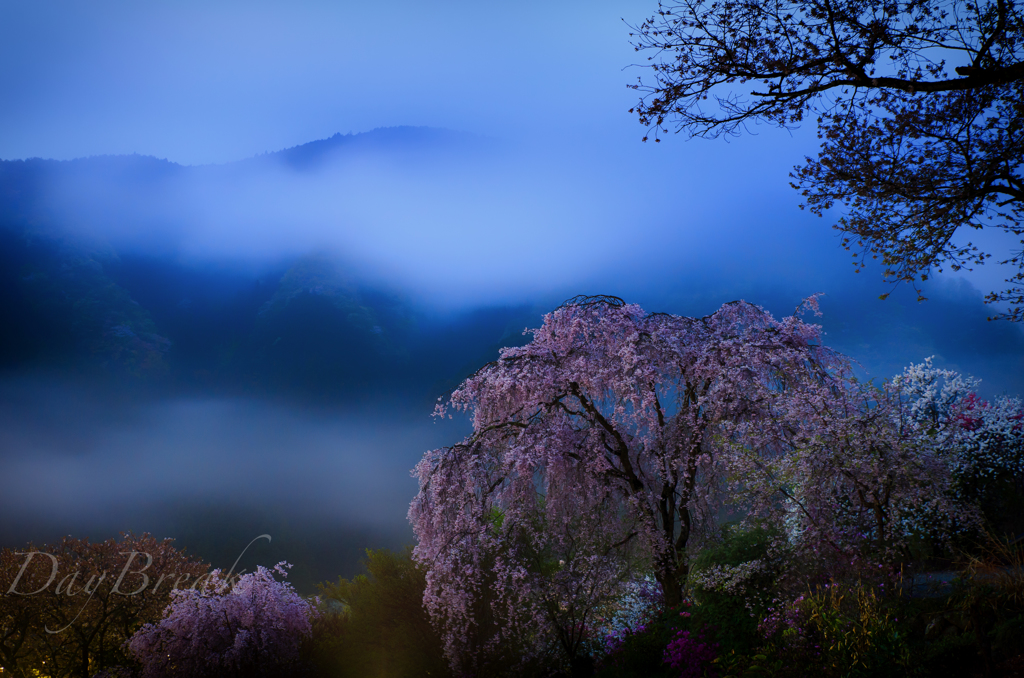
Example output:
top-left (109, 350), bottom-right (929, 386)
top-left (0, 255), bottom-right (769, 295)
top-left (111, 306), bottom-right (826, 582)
top-left (0, 0), bottom-right (1005, 301)
top-left (0, 2), bottom-right (851, 302)
top-left (1, 0), bottom-right (640, 164)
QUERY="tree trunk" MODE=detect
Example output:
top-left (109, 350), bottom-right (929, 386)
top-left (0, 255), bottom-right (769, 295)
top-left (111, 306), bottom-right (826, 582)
top-left (655, 549), bottom-right (686, 609)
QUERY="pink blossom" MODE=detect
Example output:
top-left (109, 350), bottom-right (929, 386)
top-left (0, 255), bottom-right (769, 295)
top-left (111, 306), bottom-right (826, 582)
top-left (128, 562), bottom-right (315, 678)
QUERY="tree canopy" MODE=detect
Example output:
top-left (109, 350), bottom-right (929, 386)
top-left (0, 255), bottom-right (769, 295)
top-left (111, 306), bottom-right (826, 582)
top-left (409, 295), bottom-right (845, 673)
top-left (0, 534), bottom-right (208, 678)
top-left (128, 562), bottom-right (314, 678)
top-left (629, 0), bottom-right (1024, 320)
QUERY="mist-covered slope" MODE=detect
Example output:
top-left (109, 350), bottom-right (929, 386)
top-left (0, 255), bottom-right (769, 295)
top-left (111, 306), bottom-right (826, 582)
top-left (0, 235), bottom-right (538, 403)
top-left (0, 127), bottom-right (539, 402)
top-left (2, 125), bottom-right (1023, 401)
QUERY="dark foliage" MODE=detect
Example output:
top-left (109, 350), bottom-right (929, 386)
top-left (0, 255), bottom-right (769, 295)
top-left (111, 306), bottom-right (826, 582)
top-left (630, 0), bottom-right (1024, 320)
top-left (304, 547), bottom-right (451, 678)
top-left (0, 534), bottom-right (207, 678)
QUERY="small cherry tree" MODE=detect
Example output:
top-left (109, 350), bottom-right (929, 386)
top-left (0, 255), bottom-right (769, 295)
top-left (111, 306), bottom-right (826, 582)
top-left (0, 533), bottom-right (207, 678)
top-left (731, 376), bottom-right (968, 572)
top-left (896, 358), bottom-right (1024, 534)
top-left (409, 295), bottom-right (843, 671)
top-left (128, 562), bottom-right (315, 678)
top-left (732, 358), bottom-right (1023, 573)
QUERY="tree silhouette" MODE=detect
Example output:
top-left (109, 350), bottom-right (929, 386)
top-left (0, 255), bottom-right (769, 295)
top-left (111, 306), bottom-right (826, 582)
top-left (630, 0), bottom-right (1024, 319)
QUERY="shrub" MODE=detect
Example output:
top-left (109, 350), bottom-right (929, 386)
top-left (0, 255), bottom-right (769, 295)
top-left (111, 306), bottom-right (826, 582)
top-left (128, 562), bottom-right (314, 678)
top-left (597, 623), bottom-right (671, 678)
top-left (689, 524), bottom-right (784, 653)
top-left (589, 576), bottom-right (663, 645)
top-left (802, 581), bottom-right (911, 678)
top-left (310, 547), bottom-right (451, 678)
top-left (937, 532), bottom-right (1024, 671)
top-left (662, 627), bottom-right (718, 678)
top-left (595, 602), bottom-right (699, 678)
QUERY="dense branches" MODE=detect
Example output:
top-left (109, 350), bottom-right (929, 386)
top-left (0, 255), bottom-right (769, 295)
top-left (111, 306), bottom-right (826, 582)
top-left (630, 0), bottom-right (1024, 319)
top-left (733, 373), bottom-right (970, 571)
top-left (0, 534), bottom-right (207, 678)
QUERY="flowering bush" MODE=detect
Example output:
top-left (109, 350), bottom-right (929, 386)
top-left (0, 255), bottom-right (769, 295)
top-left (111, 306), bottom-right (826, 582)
top-left (895, 358), bottom-right (1024, 535)
top-left (128, 562), bottom-right (315, 678)
top-left (691, 560), bottom-right (772, 597)
top-left (595, 601), bottom-right (696, 678)
top-left (590, 576), bottom-right (664, 650)
top-left (688, 525), bottom-right (785, 653)
top-left (663, 628), bottom-right (719, 678)
top-left (597, 622), bottom-right (668, 677)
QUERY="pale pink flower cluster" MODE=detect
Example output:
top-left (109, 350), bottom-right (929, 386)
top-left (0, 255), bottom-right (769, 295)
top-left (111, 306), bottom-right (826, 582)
top-left (128, 562), bottom-right (315, 678)
top-left (690, 559), bottom-right (770, 596)
top-left (894, 357), bottom-right (1024, 504)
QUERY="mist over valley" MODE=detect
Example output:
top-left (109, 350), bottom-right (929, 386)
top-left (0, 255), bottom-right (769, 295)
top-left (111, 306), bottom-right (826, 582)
top-left (2, 127), bottom-right (1022, 591)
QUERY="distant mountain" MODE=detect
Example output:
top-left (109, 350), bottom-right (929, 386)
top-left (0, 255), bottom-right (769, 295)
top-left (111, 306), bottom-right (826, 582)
top-left (0, 229), bottom-right (538, 401)
top-left (0, 240), bottom-right (538, 399)
top-left (0, 126), bottom-right (482, 236)
top-left (0, 154), bottom-right (183, 230)
top-left (0, 129), bottom-right (534, 401)
top-left (0, 226), bottom-right (173, 375)
top-left (242, 126), bottom-right (483, 172)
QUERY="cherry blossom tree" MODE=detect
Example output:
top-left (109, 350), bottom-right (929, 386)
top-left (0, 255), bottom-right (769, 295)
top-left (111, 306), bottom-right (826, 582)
top-left (730, 375), bottom-right (970, 572)
top-left (409, 295), bottom-right (844, 671)
top-left (895, 358), bottom-right (1024, 533)
top-left (128, 562), bottom-right (315, 678)
top-left (732, 357), bottom-right (1024, 573)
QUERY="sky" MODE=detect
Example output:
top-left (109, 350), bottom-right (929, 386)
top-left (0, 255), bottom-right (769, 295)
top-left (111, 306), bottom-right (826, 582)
top-left (2, 0), bottom-right (1015, 306)
top-left (2, 0), bottom-right (1023, 588)
top-left (0, 0), bottom-right (638, 164)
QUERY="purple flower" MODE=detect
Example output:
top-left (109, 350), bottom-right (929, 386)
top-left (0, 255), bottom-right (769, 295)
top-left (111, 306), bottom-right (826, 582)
top-left (663, 629), bottom-right (719, 678)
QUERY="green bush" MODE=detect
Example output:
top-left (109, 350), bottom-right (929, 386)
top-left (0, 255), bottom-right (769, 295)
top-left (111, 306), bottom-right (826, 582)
top-left (689, 524), bottom-right (784, 653)
top-left (302, 547), bottom-right (451, 678)
top-left (802, 582), bottom-right (913, 678)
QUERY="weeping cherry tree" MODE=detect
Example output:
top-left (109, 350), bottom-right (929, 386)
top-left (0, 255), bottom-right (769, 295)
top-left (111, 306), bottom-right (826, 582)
top-left (408, 294), bottom-right (844, 670)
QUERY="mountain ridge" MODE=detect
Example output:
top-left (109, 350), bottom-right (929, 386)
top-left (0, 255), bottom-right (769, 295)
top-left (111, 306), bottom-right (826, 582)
top-left (0, 125), bottom-right (478, 167)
